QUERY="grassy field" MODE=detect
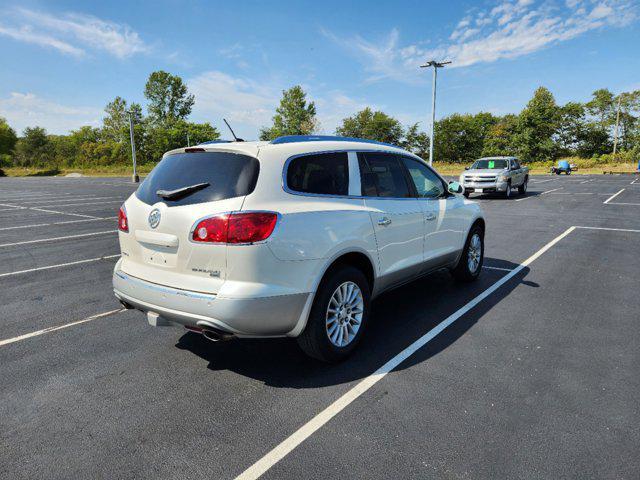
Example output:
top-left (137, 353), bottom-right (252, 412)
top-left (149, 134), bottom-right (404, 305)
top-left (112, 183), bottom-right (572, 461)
top-left (2, 160), bottom-right (638, 178)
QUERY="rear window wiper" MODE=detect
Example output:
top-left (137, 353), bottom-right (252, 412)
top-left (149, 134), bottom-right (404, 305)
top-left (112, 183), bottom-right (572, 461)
top-left (156, 182), bottom-right (210, 200)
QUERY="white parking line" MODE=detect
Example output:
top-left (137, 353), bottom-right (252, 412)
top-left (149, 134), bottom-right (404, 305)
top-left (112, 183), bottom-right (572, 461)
top-left (576, 226), bottom-right (640, 233)
top-left (530, 179), bottom-right (554, 184)
top-left (603, 189), bottom-right (625, 204)
top-left (235, 226), bottom-right (577, 480)
top-left (0, 193), bottom-right (114, 202)
top-left (0, 309), bottom-right (124, 348)
top-left (26, 200), bottom-right (124, 208)
top-left (28, 207), bottom-right (102, 219)
top-left (0, 216), bottom-right (116, 231)
top-left (604, 202), bottom-right (640, 206)
top-left (0, 193), bottom-right (62, 201)
top-left (515, 187), bottom-right (563, 202)
top-left (580, 179), bottom-right (594, 184)
top-left (482, 265), bottom-right (515, 272)
top-left (0, 254), bottom-right (120, 278)
top-left (0, 202), bottom-right (103, 219)
top-left (0, 230), bottom-right (116, 248)
top-left (21, 196), bottom-right (125, 205)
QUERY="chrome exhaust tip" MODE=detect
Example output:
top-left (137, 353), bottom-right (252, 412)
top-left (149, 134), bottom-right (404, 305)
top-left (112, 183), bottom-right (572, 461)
top-left (197, 323), bottom-right (234, 342)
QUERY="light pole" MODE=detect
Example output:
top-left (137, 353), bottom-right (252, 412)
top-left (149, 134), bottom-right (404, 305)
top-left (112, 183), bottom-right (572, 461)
top-left (420, 60), bottom-right (451, 166)
top-left (127, 111), bottom-right (139, 183)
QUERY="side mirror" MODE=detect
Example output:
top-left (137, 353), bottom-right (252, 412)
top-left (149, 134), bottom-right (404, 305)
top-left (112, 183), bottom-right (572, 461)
top-left (448, 181), bottom-right (463, 194)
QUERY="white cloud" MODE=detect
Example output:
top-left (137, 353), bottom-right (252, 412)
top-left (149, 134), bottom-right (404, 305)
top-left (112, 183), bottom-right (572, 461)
top-left (324, 0), bottom-right (637, 82)
top-left (0, 92), bottom-right (101, 135)
top-left (188, 70), bottom-right (397, 138)
top-left (0, 24), bottom-right (84, 57)
top-left (322, 27), bottom-right (421, 84)
top-left (188, 71), bottom-right (279, 137)
top-left (0, 8), bottom-right (149, 58)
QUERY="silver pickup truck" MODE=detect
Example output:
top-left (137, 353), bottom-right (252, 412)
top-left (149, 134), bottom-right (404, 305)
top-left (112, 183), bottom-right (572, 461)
top-left (459, 156), bottom-right (529, 198)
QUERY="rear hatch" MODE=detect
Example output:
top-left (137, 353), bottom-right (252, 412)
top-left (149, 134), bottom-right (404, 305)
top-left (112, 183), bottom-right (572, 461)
top-left (118, 150), bottom-right (259, 294)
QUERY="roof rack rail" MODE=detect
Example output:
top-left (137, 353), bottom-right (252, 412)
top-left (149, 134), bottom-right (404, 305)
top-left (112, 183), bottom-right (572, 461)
top-left (199, 140), bottom-right (233, 145)
top-left (270, 135), bottom-right (398, 148)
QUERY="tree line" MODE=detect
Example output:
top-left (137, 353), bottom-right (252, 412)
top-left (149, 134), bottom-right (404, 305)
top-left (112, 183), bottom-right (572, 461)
top-left (0, 71), bottom-right (219, 172)
top-left (0, 72), bottom-right (638, 173)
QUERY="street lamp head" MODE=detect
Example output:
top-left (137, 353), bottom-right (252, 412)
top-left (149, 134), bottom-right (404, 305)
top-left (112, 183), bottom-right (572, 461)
top-left (420, 60), bottom-right (452, 68)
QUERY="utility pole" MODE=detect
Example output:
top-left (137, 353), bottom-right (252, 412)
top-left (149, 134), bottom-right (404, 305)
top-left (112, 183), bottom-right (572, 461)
top-left (127, 111), bottom-right (139, 183)
top-left (420, 60), bottom-right (451, 166)
top-left (612, 96), bottom-right (621, 158)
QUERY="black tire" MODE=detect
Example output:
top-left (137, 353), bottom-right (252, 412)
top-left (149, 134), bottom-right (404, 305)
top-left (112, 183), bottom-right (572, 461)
top-left (463, 191), bottom-right (470, 198)
top-left (451, 224), bottom-right (484, 282)
top-left (518, 177), bottom-right (528, 194)
top-left (297, 265), bottom-right (371, 362)
top-left (504, 182), bottom-right (512, 198)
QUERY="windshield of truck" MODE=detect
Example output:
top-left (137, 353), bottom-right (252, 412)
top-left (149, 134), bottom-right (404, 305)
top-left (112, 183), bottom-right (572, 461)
top-left (471, 159), bottom-right (508, 170)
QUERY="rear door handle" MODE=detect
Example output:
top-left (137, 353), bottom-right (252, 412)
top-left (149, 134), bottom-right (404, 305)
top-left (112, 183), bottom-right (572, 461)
top-left (377, 217), bottom-right (392, 226)
top-left (425, 213), bottom-right (436, 221)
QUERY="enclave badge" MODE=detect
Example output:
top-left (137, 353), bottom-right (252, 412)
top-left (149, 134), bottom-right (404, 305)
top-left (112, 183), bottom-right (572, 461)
top-left (148, 208), bottom-right (161, 229)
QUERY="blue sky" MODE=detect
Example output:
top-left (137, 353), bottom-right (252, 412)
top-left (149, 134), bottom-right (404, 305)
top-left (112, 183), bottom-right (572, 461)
top-left (0, 0), bottom-right (638, 139)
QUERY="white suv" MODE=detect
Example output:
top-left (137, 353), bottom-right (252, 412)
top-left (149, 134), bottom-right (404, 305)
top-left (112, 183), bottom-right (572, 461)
top-left (113, 135), bottom-right (485, 362)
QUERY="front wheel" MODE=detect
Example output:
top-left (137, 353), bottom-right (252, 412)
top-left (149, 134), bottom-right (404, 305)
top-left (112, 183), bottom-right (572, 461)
top-left (297, 265), bottom-right (371, 362)
top-left (504, 183), bottom-right (512, 198)
top-left (451, 225), bottom-right (484, 282)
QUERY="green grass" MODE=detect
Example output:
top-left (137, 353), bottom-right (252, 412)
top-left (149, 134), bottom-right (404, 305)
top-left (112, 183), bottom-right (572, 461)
top-left (3, 159), bottom-right (638, 177)
top-left (3, 164), bottom-right (156, 177)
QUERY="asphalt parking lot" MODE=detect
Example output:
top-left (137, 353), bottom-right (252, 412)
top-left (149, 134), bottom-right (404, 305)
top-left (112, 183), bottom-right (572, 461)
top-left (1, 173), bottom-right (639, 479)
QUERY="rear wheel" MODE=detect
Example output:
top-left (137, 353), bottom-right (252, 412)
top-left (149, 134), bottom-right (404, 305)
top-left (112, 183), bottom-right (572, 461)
top-left (297, 266), bottom-right (370, 362)
top-left (451, 225), bottom-right (484, 282)
top-left (518, 177), bottom-right (528, 194)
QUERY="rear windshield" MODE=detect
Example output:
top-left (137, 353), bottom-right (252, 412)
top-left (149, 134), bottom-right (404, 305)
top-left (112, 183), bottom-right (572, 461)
top-left (472, 159), bottom-right (508, 169)
top-left (136, 152), bottom-right (259, 206)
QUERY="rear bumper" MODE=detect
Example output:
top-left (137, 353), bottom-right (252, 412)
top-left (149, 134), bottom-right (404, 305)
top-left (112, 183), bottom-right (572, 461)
top-left (113, 269), bottom-right (310, 337)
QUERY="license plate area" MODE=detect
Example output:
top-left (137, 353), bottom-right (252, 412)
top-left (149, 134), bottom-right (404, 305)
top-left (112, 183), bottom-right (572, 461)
top-left (140, 244), bottom-right (178, 267)
top-left (475, 188), bottom-right (484, 193)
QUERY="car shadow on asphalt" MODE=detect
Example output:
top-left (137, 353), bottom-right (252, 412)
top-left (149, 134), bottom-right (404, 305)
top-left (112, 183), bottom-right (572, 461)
top-left (175, 258), bottom-right (530, 389)
top-left (471, 191), bottom-right (541, 201)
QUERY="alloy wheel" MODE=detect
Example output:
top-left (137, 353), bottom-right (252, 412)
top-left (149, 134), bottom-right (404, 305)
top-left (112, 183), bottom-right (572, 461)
top-left (325, 281), bottom-right (364, 347)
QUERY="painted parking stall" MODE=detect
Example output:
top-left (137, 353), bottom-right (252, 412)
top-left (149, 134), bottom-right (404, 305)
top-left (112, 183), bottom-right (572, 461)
top-left (0, 174), bottom-right (639, 479)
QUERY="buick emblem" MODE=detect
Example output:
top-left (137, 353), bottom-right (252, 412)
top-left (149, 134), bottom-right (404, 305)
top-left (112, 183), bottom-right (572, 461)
top-left (148, 209), bottom-right (161, 229)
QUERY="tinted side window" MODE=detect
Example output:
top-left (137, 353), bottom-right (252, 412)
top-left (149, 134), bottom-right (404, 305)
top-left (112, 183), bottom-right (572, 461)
top-left (359, 153), bottom-right (412, 198)
top-left (513, 159), bottom-right (521, 169)
top-left (287, 152), bottom-right (348, 195)
top-left (402, 157), bottom-right (445, 198)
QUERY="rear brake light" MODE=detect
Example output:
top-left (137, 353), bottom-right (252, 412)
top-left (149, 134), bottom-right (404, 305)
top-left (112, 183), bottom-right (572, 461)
top-left (192, 212), bottom-right (278, 244)
top-left (118, 206), bottom-right (129, 232)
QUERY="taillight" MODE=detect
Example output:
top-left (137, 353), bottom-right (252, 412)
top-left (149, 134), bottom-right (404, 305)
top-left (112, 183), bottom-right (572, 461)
top-left (118, 206), bottom-right (129, 232)
top-left (192, 212), bottom-right (278, 244)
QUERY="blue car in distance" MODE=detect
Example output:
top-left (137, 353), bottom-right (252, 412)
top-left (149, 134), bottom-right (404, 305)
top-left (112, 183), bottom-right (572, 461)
top-left (551, 160), bottom-right (573, 175)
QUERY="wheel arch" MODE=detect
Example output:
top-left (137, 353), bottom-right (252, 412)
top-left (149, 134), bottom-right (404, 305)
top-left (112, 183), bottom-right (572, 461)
top-left (287, 248), bottom-right (377, 337)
